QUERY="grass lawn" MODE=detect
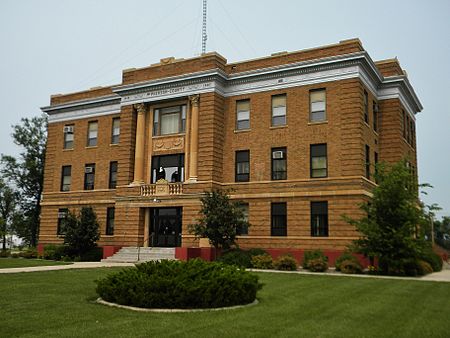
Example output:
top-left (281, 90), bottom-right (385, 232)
top-left (1, 269), bottom-right (449, 337)
top-left (0, 258), bottom-right (72, 269)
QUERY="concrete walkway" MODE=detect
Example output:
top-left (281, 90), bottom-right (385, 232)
top-left (0, 261), bottom-right (135, 274)
top-left (1, 261), bottom-right (449, 283)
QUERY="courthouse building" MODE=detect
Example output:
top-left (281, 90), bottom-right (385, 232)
top-left (39, 39), bottom-right (422, 257)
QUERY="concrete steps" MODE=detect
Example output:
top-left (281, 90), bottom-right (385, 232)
top-left (101, 247), bottom-right (176, 263)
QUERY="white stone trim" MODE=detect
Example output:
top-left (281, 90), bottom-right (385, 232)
top-left (47, 104), bottom-right (121, 123)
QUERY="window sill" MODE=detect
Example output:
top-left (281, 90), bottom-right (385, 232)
top-left (85, 146), bottom-right (98, 149)
top-left (62, 148), bottom-right (74, 152)
top-left (103, 235), bottom-right (115, 237)
top-left (269, 125), bottom-right (287, 130)
top-left (308, 120), bottom-right (328, 125)
top-left (234, 129), bottom-right (250, 134)
top-left (153, 133), bottom-right (185, 139)
top-left (109, 143), bottom-right (119, 146)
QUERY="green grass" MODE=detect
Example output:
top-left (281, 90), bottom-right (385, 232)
top-left (1, 269), bottom-right (449, 337)
top-left (0, 258), bottom-right (72, 269)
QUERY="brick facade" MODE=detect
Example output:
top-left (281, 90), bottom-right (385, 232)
top-left (39, 39), bottom-right (422, 253)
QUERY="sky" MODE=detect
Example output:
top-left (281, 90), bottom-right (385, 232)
top-left (0, 0), bottom-right (449, 218)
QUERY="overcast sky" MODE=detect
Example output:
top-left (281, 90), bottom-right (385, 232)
top-left (0, 0), bottom-right (448, 218)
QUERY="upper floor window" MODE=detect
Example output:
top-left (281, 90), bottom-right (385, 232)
top-left (57, 208), bottom-right (68, 236)
top-left (310, 89), bottom-right (326, 122)
top-left (311, 201), bottom-right (328, 237)
top-left (310, 144), bottom-right (327, 178)
top-left (63, 125), bottom-right (74, 149)
top-left (272, 94), bottom-right (286, 126)
top-left (271, 202), bottom-right (287, 236)
top-left (87, 121), bottom-right (98, 147)
top-left (153, 105), bottom-right (186, 136)
top-left (111, 118), bottom-right (120, 144)
top-left (364, 90), bottom-right (369, 124)
top-left (60, 166), bottom-right (71, 192)
top-left (373, 101), bottom-right (378, 132)
top-left (109, 161), bottom-right (118, 189)
top-left (271, 147), bottom-right (287, 180)
top-left (106, 207), bottom-right (115, 236)
top-left (402, 110), bottom-right (406, 139)
top-left (235, 150), bottom-right (250, 182)
top-left (84, 163), bottom-right (96, 190)
top-left (365, 145), bottom-right (370, 179)
top-left (151, 154), bottom-right (184, 183)
top-left (374, 151), bottom-right (379, 183)
top-left (236, 100), bottom-right (250, 130)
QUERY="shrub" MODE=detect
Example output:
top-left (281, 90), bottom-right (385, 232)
top-left (307, 257), bottom-right (328, 272)
top-left (340, 259), bottom-right (363, 274)
top-left (335, 252), bottom-right (360, 271)
top-left (11, 253), bottom-right (20, 258)
top-left (417, 260), bottom-right (433, 275)
top-left (379, 257), bottom-right (427, 277)
top-left (0, 250), bottom-right (11, 258)
top-left (251, 254), bottom-right (273, 269)
top-left (96, 259), bottom-right (262, 309)
top-left (217, 248), bottom-right (251, 268)
top-left (420, 249), bottom-right (443, 272)
top-left (19, 248), bottom-right (38, 259)
top-left (79, 247), bottom-right (103, 262)
top-left (43, 245), bottom-right (70, 261)
top-left (247, 248), bottom-right (268, 258)
top-left (303, 250), bottom-right (328, 269)
top-left (273, 254), bottom-right (298, 271)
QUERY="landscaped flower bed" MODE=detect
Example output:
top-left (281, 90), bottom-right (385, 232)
top-left (95, 259), bottom-right (262, 309)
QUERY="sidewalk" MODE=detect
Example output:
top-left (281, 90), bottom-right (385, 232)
top-left (1, 261), bottom-right (449, 282)
top-left (0, 261), bottom-right (135, 274)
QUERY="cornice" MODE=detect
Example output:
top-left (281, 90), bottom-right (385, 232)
top-left (41, 94), bottom-right (120, 114)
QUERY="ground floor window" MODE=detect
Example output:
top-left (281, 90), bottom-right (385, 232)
top-left (57, 208), bottom-right (68, 236)
top-left (236, 203), bottom-right (249, 235)
top-left (311, 201), bottom-right (328, 237)
top-left (106, 207), bottom-right (115, 235)
top-left (271, 202), bottom-right (287, 236)
top-left (150, 207), bottom-right (182, 247)
top-left (151, 154), bottom-right (184, 183)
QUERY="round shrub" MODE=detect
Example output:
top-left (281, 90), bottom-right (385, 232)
top-left (307, 257), bottom-right (328, 272)
top-left (251, 254), bottom-right (273, 269)
top-left (335, 252), bottom-right (360, 271)
top-left (96, 259), bottom-right (262, 309)
top-left (303, 250), bottom-right (328, 269)
top-left (417, 260), bottom-right (433, 276)
top-left (0, 250), bottom-right (11, 258)
top-left (217, 248), bottom-right (251, 268)
top-left (340, 259), bottom-right (363, 274)
top-left (273, 254), bottom-right (298, 271)
top-left (11, 253), bottom-right (20, 258)
top-left (19, 249), bottom-right (38, 259)
top-left (421, 249), bottom-right (443, 272)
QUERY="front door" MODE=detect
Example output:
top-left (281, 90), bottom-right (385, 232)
top-left (150, 207), bottom-right (182, 247)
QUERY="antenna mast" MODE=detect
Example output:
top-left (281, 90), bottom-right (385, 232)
top-left (202, 0), bottom-right (207, 54)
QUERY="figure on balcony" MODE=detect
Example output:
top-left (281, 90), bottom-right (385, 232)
top-left (156, 166), bottom-right (166, 181)
top-left (171, 171), bottom-right (179, 183)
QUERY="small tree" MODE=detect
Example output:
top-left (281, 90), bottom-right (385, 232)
top-left (63, 207), bottom-right (100, 256)
top-left (345, 161), bottom-right (427, 272)
top-left (0, 178), bottom-right (18, 250)
top-left (189, 190), bottom-right (249, 250)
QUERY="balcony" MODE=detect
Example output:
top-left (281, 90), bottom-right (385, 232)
top-left (140, 181), bottom-right (183, 197)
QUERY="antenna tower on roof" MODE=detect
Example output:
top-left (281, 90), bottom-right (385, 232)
top-left (202, 0), bottom-right (207, 54)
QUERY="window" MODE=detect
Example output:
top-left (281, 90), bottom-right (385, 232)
top-left (365, 145), bottom-right (370, 179)
top-left (272, 94), bottom-right (286, 126)
top-left (310, 144), bottom-right (327, 178)
top-left (63, 124), bottom-right (74, 149)
top-left (311, 201), bottom-right (328, 237)
top-left (111, 118), bottom-right (120, 144)
top-left (153, 105), bottom-right (186, 136)
top-left (235, 150), bottom-right (250, 182)
top-left (373, 101), bottom-right (378, 132)
top-left (271, 202), bottom-right (287, 236)
top-left (237, 203), bottom-right (249, 235)
top-left (374, 151), bottom-right (379, 183)
top-left (60, 166), bottom-right (71, 192)
top-left (109, 161), bottom-right (118, 189)
top-left (84, 163), bottom-right (95, 190)
top-left (402, 110), bottom-right (406, 139)
top-left (151, 154), bottom-right (184, 183)
top-left (271, 147), bottom-right (287, 180)
top-left (106, 207), bottom-right (115, 235)
top-left (87, 121), bottom-right (98, 147)
top-left (236, 100), bottom-right (250, 130)
top-left (411, 122), bottom-right (416, 148)
top-left (310, 89), bottom-right (326, 122)
top-left (57, 208), bottom-right (68, 236)
top-left (364, 90), bottom-right (369, 124)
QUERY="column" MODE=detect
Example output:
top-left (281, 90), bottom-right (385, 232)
top-left (188, 95), bottom-right (199, 182)
top-left (131, 103), bottom-right (145, 185)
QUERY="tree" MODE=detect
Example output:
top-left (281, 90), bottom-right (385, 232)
top-left (63, 207), bottom-right (100, 256)
top-left (189, 190), bottom-right (249, 250)
top-left (1, 115), bottom-right (47, 246)
top-left (345, 161), bottom-right (427, 272)
top-left (0, 178), bottom-right (18, 250)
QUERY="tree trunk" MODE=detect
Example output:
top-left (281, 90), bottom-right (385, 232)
top-left (2, 234), bottom-right (6, 250)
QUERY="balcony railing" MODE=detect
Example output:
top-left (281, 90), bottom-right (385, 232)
top-left (140, 182), bottom-right (183, 197)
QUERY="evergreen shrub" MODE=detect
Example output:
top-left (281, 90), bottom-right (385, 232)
top-left (340, 259), bottom-right (363, 274)
top-left (335, 252), bottom-right (360, 271)
top-left (303, 250), bottom-right (328, 269)
top-left (251, 254), bottom-right (273, 269)
top-left (96, 259), bottom-right (262, 309)
top-left (307, 258), bottom-right (328, 272)
top-left (273, 254), bottom-right (298, 271)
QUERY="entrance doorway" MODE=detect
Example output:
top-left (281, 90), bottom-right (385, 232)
top-left (150, 207), bottom-right (182, 247)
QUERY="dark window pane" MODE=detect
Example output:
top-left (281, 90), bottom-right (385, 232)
top-left (311, 201), bottom-right (328, 237)
top-left (311, 144), bottom-right (327, 178)
top-left (236, 150), bottom-right (250, 182)
top-left (106, 207), bottom-right (115, 235)
top-left (57, 208), bottom-right (68, 236)
top-left (109, 161), bottom-right (118, 189)
top-left (151, 154), bottom-right (184, 183)
top-left (61, 166), bottom-right (71, 191)
top-left (271, 147), bottom-right (287, 180)
top-left (271, 203), bottom-right (287, 236)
